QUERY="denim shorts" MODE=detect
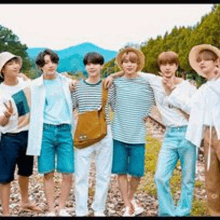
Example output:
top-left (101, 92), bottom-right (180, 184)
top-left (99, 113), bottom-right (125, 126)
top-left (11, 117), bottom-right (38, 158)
top-left (0, 131), bottom-right (34, 183)
top-left (38, 123), bottom-right (74, 174)
top-left (112, 139), bottom-right (145, 177)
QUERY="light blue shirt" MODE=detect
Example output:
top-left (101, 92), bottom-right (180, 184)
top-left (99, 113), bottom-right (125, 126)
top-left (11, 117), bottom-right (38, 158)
top-left (43, 77), bottom-right (71, 125)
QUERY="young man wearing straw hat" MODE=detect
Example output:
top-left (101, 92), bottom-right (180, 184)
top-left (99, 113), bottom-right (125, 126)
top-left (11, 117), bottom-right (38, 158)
top-left (0, 51), bottom-right (40, 216)
top-left (105, 51), bottom-right (197, 216)
top-left (109, 47), bottom-right (155, 216)
top-left (186, 44), bottom-right (220, 216)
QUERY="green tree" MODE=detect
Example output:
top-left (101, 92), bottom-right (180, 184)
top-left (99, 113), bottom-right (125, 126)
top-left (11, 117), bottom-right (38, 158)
top-left (0, 25), bottom-right (32, 74)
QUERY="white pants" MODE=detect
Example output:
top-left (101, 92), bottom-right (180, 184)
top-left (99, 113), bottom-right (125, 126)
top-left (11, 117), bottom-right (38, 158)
top-left (74, 125), bottom-right (113, 216)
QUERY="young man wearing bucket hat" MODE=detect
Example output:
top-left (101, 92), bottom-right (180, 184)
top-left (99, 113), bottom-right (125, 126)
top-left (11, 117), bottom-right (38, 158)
top-left (25, 49), bottom-right (74, 217)
top-left (105, 51), bottom-right (197, 216)
top-left (0, 51), bottom-right (40, 216)
top-left (109, 47), bottom-right (155, 216)
top-left (186, 44), bottom-right (220, 216)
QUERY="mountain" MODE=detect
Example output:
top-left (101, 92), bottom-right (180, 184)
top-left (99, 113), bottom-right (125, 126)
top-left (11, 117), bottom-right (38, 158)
top-left (27, 42), bottom-right (117, 73)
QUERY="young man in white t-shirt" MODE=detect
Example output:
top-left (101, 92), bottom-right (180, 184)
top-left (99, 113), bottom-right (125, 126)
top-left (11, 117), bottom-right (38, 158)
top-left (0, 52), bottom-right (40, 216)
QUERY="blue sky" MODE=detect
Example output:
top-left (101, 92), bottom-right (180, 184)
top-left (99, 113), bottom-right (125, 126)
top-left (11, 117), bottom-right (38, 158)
top-left (0, 4), bottom-right (213, 51)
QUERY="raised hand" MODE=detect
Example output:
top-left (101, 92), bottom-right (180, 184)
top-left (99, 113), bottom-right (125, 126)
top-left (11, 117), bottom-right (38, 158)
top-left (3, 100), bottom-right (13, 118)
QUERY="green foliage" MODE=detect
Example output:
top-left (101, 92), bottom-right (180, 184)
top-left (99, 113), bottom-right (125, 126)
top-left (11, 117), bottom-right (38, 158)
top-left (104, 4), bottom-right (220, 87)
top-left (0, 25), bottom-right (32, 75)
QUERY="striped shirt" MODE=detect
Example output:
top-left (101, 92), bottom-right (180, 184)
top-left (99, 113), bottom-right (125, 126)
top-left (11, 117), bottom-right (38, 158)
top-left (71, 79), bottom-right (115, 124)
top-left (112, 76), bottom-right (155, 144)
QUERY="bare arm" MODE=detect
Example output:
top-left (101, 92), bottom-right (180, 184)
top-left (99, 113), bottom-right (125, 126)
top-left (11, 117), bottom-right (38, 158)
top-left (104, 71), bottom-right (124, 89)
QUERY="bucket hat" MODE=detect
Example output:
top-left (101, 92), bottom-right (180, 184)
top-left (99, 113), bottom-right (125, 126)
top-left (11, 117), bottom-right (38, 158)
top-left (0, 51), bottom-right (22, 78)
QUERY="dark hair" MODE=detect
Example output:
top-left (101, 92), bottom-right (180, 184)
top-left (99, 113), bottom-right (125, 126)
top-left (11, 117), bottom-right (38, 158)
top-left (83, 52), bottom-right (104, 66)
top-left (35, 49), bottom-right (59, 68)
top-left (158, 51), bottom-right (179, 66)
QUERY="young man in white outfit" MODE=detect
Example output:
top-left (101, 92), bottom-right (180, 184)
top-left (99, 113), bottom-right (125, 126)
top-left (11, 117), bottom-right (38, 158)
top-left (26, 49), bottom-right (74, 216)
top-left (71, 52), bottom-right (115, 217)
top-left (106, 51), bottom-right (197, 216)
top-left (186, 44), bottom-right (220, 216)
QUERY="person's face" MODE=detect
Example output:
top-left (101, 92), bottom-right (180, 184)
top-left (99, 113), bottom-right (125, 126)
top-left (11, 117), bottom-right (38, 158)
top-left (41, 55), bottom-right (57, 76)
top-left (197, 53), bottom-right (218, 79)
top-left (86, 63), bottom-right (103, 78)
top-left (2, 59), bottom-right (21, 78)
top-left (159, 62), bottom-right (178, 78)
top-left (121, 57), bottom-right (138, 75)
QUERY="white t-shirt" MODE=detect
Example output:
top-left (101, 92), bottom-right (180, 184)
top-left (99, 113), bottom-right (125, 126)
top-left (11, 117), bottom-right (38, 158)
top-left (0, 78), bottom-right (31, 134)
top-left (138, 72), bottom-right (196, 127)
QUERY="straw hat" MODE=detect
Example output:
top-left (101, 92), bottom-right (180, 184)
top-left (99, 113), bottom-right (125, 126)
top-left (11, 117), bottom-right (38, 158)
top-left (0, 51), bottom-right (22, 78)
top-left (189, 44), bottom-right (220, 77)
top-left (116, 47), bottom-right (145, 72)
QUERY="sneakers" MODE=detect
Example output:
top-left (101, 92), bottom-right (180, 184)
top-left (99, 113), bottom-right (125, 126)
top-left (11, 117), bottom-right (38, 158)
top-left (94, 211), bottom-right (106, 217)
top-left (123, 207), bottom-right (135, 217)
top-left (131, 199), bottom-right (144, 216)
top-left (46, 212), bottom-right (56, 216)
top-left (59, 209), bottom-right (71, 217)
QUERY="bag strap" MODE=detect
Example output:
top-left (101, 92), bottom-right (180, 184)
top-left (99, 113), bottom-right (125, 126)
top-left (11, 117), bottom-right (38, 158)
top-left (100, 80), bottom-right (108, 111)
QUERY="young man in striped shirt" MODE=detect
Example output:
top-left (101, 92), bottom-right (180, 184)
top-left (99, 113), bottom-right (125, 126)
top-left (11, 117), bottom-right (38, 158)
top-left (110, 47), bottom-right (155, 216)
top-left (71, 52), bottom-right (115, 217)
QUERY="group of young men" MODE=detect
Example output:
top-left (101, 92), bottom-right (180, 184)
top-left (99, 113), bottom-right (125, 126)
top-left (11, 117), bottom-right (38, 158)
top-left (0, 43), bottom-right (219, 217)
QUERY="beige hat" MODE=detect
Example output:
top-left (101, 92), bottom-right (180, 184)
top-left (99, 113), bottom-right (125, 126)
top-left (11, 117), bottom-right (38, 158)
top-left (0, 51), bottom-right (22, 78)
top-left (116, 47), bottom-right (145, 72)
top-left (189, 44), bottom-right (220, 77)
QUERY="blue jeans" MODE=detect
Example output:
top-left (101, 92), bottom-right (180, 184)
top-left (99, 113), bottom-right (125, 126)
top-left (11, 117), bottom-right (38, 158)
top-left (38, 123), bottom-right (74, 174)
top-left (154, 126), bottom-right (196, 216)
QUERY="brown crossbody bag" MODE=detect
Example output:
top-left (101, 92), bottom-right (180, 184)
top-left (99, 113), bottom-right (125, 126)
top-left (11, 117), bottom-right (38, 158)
top-left (74, 81), bottom-right (108, 149)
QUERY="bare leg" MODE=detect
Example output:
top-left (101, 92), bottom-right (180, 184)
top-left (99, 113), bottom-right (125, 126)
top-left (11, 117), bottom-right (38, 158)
top-left (59, 173), bottom-right (72, 210)
top-left (18, 176), bottom-right (29, 205)
top-left (44, 172), bottom-right (55, 213)
top-left (18, 175), bottom-right (41, 212)
top-left (118, 174), bottom-right (134, 215)
top-left (0, 183), bottom-right (10, 216)
top-left (128, 176), bottom-right (141, 201)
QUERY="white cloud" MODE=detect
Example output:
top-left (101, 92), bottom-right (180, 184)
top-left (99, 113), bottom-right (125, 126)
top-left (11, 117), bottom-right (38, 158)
top-left (0, 4), bottom-right (213, 51)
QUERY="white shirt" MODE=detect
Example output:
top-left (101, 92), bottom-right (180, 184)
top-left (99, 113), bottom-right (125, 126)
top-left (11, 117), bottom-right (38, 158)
top-left (186, 77), bottom-right (220, 148)
top-left (0, 78), bottom-right (30, 134)
top-left (138, 72), bottom-right (196, 127)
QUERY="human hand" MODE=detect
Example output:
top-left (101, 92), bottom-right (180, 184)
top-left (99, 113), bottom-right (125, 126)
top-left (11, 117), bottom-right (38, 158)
top-left (103, 76), bottom-right (113, 89)
top-left (69, 79), bottom-right (78, 92)
top-left (18, 72), bottom-right (29, 81)
top-left (3, 100), bottom-right (13, 118)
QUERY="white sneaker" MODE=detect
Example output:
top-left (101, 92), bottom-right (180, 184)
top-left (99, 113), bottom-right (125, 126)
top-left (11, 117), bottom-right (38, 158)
top-left (94, 211), bottom-right (105, 217)
top-left (59, 208), bottom-right (71, 217)
top-left (131, 200), bottom-right (144, 215)
top-left (46, 212), bottom-right (56, 216)
top-left (123, 207), bottom-right (135, 217)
